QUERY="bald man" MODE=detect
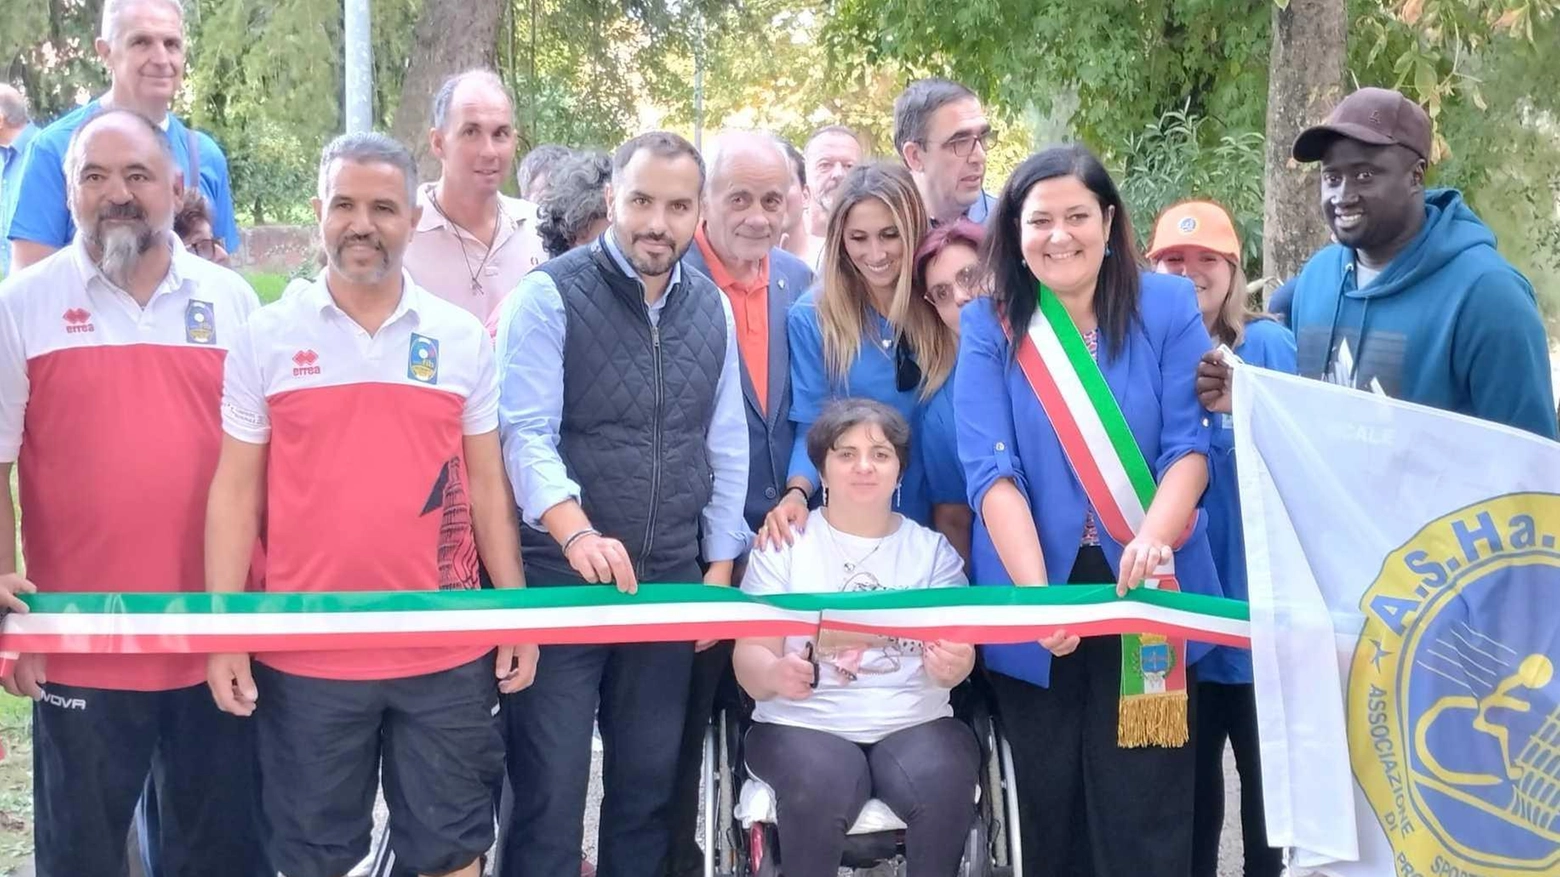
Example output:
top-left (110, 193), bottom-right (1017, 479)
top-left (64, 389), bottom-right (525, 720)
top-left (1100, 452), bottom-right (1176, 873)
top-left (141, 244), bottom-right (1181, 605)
top-left (664, 130), bottom-right (813, 877)
top-left (0, 84), bottom-right (38, 276)
top-left (406, 69), bottom-right (546, 324)
top-left (0, 108), bottom-right (266, 877)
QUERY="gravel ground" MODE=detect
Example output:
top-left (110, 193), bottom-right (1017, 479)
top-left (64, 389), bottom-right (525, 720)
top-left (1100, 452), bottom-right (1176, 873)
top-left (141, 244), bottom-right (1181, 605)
top-left (348, 742), bottom-right (1260, 877)
top-left (11, 740), bottom-right (1253, 877)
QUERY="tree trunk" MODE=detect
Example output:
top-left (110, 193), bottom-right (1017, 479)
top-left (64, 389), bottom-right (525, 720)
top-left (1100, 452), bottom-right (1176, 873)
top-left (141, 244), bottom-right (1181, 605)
top-left (389, 0), bottom-right (503, 181)
top-left (1262, 0), bottom-right (1346, 284)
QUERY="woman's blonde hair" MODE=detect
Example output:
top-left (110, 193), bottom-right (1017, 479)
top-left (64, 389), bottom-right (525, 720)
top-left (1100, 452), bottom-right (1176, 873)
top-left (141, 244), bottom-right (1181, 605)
top-left (816, 162), bottom-right (955, 399)
top-left (1208, 258), bottom-right (1275, 349)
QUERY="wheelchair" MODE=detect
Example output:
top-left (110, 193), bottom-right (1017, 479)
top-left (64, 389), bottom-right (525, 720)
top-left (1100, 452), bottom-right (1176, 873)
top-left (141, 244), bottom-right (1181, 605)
top-left (700, 682), bottom-right (1023, 876)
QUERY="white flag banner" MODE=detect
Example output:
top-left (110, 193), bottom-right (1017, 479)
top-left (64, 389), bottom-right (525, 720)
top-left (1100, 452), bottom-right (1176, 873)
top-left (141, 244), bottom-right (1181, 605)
top-left (1232, 363), bottom-right (1560, 877)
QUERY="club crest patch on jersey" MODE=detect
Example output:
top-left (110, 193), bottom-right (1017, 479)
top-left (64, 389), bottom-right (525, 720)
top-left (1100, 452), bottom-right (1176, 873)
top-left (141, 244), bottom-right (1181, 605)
top-left (408, 333), bottom-right (440, 384)
top-left (185, 300), bottom-right (216, 345)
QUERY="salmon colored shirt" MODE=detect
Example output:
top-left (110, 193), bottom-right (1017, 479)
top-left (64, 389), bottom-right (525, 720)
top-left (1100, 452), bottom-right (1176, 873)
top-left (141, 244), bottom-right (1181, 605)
top-left (405, 182), bottom-right (547, 325)
top-left (694, 226), bottom-right (770, 412)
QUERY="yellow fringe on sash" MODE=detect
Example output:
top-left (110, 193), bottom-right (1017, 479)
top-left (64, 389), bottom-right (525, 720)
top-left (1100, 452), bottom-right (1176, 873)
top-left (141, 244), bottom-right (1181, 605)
top-left (1117, 691), bottom-right (1189, 748)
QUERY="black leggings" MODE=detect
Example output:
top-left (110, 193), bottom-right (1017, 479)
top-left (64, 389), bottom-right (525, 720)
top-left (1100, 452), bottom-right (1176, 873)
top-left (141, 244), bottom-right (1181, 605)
top-left (743, 717), bottom-right (980, 877)
top-left (1192, 681), bottom-right (1282, 877)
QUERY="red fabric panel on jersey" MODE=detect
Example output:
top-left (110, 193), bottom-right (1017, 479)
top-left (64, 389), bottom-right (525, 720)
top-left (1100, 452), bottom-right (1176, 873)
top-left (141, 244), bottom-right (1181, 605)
top-left (255, 382), bottom-right (488, 680)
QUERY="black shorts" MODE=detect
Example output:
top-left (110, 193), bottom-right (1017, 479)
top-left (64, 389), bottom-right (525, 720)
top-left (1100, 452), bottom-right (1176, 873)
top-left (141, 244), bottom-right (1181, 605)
top-left (254, 653), bottom-right (504, 877)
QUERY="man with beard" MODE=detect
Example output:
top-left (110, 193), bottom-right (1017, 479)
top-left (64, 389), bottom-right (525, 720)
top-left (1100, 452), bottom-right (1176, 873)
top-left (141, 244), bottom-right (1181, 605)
top-left (494, 131), bottom-right (749, 877)
top-left (406, 69), bottom-right (546, 324)
top-left (0, 108), bottom-right (266, 877)
top-left (893, 79), bottom-right (995, 227)
top-left (8, 0), bottom-right (239, 271)
top-left (1196, 87), bottom-right (1556, 439)
top-left (801, 125), bottom-right (862, 269)
top-left (205, 132), bottom-right (538, 877)
top-left (663, 129), bottom-right (813, 877)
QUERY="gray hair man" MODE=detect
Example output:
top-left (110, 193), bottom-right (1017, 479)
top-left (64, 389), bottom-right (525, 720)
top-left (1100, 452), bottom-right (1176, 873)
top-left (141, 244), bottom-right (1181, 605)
top-left (495, 130), bottom-right (750, 877)
top-left (517, 143), bottom-right (572, 201)
top-left (0, 108), bottom-right (266, 877)
top-left (206, 131), bottom-right (535, 877)
top-left (405, 69), bottom-right (547, 325)
top-left (0, 84), bottom-right (39, 275)
top-left (663, 128), bottom-right (815, 876)
top-left (7, 0), bottom-right (241, 271)
top-left (534, 149), bottom-right (612, 259)
top-left (893, 77), bottom-right (996, 226)
top-left (800, 124), bottom-right (863, 267)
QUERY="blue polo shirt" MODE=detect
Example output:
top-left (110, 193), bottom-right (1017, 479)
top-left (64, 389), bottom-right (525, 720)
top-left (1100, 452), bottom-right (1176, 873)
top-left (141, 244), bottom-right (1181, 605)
top-left (6, 99), bottom-right (239, 255)
top-left (0, 121), bottom-right (39, 275)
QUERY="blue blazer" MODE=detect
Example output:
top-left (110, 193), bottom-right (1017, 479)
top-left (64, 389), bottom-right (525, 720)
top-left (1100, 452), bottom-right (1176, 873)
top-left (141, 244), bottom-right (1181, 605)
top-left (683, 245), bottom-right (812, 532)
top-left (955, 272), bottom-right (1218, 687)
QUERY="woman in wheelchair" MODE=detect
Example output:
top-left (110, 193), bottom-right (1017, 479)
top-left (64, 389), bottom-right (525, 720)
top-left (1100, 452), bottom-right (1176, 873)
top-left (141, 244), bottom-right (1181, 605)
top-left (734, 399), bottom-right (981, 876)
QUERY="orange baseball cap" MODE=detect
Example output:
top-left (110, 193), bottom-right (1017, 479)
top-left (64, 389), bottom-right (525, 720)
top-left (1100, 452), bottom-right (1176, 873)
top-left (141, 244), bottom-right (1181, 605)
top-left (1146, 200), bottom-right (1241, 263)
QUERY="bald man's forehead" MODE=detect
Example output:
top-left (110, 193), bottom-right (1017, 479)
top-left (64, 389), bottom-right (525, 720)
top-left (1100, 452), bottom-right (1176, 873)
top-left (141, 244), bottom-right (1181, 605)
top-left (446, 78), bottom-right (513, 126)
top-left (712, 142), bottom-right (791, 192)
top-left (76, 120), bottom-right (172, 172)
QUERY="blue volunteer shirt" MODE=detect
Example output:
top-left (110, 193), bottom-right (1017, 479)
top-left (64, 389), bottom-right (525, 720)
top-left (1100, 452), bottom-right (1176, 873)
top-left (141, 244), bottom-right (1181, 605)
top-left (7, 99), bottom-right (239, 254)
top-left (0, 121), bottom-right (40, 275)
top-left (1200, 319), bottom-right (1297, 685)
top-left (786, 289), bottom-right (948, 527)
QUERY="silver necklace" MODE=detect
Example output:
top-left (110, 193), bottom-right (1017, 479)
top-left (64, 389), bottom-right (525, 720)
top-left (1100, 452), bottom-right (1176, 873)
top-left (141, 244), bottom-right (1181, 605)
top-left (429, 190), bottom-right (503, 295)
top-left (821, 514), bottom-right (890, 574)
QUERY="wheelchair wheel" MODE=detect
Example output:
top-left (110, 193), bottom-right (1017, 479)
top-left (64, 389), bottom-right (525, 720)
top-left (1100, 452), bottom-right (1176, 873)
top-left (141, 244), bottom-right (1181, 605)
top-left (960, 818), bottom-right (991, 877)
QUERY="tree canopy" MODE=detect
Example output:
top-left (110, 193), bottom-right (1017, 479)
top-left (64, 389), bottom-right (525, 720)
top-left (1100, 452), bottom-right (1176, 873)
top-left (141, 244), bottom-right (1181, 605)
top-left (2, 0), bottom-right (1556, 306)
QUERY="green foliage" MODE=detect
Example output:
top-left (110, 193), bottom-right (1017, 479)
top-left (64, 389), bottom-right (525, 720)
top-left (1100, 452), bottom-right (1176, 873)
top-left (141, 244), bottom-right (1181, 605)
top-left (1112, 108), bottom-right (1267, 273)
top-left (0, 0), bottom-right (108, 122)
top-left (499, 0), bottom-right (749, 150)
top-left (824, 0), bottom-right (1273, 157)
top-left (185, 0), bottom-right (421, 224)
top-left (241, 271), bottom-right (290, 304)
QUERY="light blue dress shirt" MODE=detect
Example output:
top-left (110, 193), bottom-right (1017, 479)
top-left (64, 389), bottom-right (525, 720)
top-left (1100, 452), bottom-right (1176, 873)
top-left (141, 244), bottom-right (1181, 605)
top-left (495, 231), bottom-right (752, 563)
top-left (0, 122), bottom-right (39, 275)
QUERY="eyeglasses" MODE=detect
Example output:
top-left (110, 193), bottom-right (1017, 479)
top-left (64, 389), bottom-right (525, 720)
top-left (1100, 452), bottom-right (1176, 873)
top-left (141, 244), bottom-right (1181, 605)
top-left (895, 339), bottom-right (922, 393)
top-left (937, 129), bottom-right (995, 159)
top-left (925, 265), bottom-right (985, 307)
top-left (186, 237), bottom-right (222, 261)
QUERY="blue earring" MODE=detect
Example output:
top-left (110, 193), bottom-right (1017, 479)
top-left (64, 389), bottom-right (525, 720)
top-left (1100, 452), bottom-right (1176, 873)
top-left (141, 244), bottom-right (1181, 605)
top-left (1105, 244), bottom-right (1113, 257)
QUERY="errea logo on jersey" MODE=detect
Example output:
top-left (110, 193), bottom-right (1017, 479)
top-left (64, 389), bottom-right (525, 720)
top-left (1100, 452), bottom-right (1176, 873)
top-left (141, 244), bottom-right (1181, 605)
top-left (63, 308), bottom-right (94, 334)
top-left (292, 349), bottom-right (321, 377)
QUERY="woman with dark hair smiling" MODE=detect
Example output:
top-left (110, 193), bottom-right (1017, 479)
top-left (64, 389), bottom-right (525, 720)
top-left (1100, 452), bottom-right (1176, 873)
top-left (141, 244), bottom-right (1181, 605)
top-left (736, 399), bottom-right (977, 877)
top-left (955, 144), bottom-right (1219, 876)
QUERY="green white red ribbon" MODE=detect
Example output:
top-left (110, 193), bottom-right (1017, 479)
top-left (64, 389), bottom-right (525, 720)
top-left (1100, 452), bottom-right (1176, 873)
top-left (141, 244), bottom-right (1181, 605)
top-left (0, 584), bottom-right (1250, 673)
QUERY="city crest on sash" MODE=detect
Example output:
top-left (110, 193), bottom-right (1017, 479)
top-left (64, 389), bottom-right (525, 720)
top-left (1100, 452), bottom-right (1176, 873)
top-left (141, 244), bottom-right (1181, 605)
top-left (1349, 492), bottom-right (1559, 877)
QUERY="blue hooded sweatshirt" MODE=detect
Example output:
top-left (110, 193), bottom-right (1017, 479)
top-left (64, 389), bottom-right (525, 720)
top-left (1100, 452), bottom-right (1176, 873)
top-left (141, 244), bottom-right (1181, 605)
top-left (1290, 188), bottom-right (1556, 440)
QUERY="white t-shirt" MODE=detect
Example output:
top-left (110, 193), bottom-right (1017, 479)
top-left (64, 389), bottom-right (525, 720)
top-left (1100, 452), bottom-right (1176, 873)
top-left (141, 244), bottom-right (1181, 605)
top-left (740, 509), bottom-right (968, 743)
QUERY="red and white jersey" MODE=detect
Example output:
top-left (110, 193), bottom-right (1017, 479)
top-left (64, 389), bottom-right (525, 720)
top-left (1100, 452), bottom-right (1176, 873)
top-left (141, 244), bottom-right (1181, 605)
top-left (0, 236), bottom-right (260, 692)
top-left (222, 272), bottom-right (499, 682)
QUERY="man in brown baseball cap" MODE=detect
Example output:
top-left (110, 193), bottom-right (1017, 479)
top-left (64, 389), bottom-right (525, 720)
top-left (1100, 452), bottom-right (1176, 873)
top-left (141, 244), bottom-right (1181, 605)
top-left (1291, 86), bottom-right (1432, 163)
top-left (1195, 85), bottom-right (1557, 440)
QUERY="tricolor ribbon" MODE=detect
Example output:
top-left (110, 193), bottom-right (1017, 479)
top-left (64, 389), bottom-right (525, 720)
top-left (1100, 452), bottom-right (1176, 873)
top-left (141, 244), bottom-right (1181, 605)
top-left (1014, 284), bottom-right (1198, 748)
top-left (0, 585), bottom-right (1250, 676)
